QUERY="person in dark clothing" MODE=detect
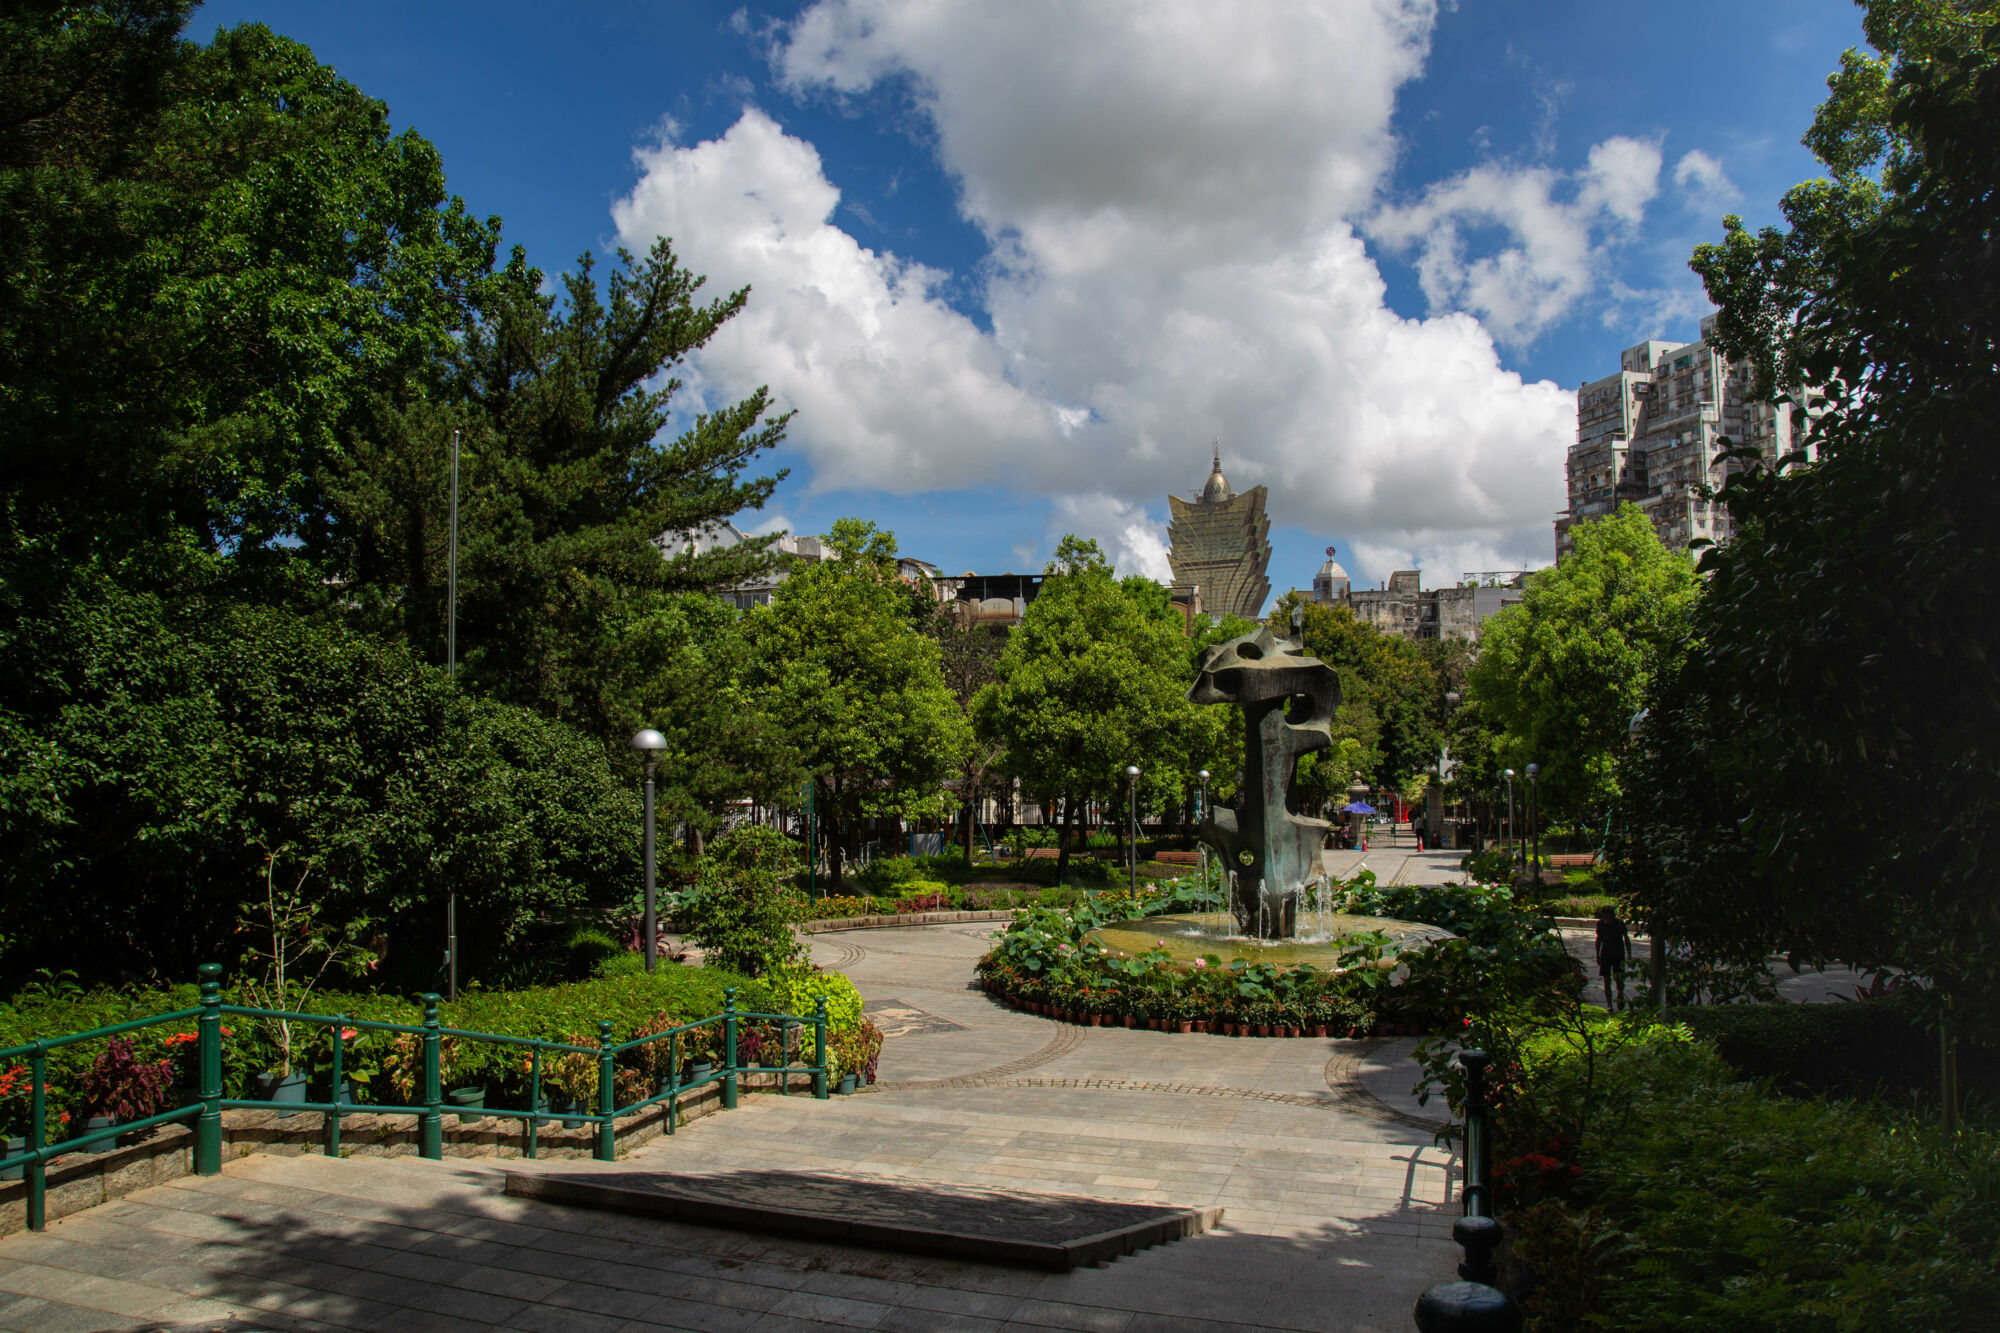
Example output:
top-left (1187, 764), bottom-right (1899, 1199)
top-left (1594, 906), bottom-right (1630, 1010)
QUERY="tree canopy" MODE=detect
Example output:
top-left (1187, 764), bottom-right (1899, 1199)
top-left (1626, 0), bottom-right (2000, 1021)
top-left (1470, 504), bottom-right (1700, 815)
top-left (0, 5), bottom-right (792, 988)
top-left (973, 537), bottom-right (1202, 881)
top-left (742, 520), bottom-right (970, 892)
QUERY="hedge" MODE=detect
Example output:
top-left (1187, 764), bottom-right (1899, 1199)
top-left (1667, 991), bottom-right (1998, 1100)
top-left (0, 963), bottom-right (878, 1135)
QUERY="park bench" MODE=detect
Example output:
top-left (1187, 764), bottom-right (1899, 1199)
top-left (1153, 850), bottom-right (1201, 866)
top-left (1547, 853), bottom-right (1598, 869)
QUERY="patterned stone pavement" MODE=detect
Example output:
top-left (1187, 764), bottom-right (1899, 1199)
top-left (0, 918), bottom-right (1463, 1332)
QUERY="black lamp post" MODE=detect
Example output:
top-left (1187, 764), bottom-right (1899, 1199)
top-left (631, 728), bottom-right (667, 971)
top-left (1124, 765), bottom-right (1141, 895)
top-left (1525, 762), bottom-right (1541, 881)
top-left (1503, 768), bottom-right (1516, 870)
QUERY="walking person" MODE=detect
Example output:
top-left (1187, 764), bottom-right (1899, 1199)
top-left (1594, 905), bottom-right (1630, 1010)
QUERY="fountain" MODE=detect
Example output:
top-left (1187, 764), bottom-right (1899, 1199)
top-left (1086, 613), bottom-right (1452, 969)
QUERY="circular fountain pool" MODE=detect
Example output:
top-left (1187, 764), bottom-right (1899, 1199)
top-left (1085, 910), bottom-right (1454, 970)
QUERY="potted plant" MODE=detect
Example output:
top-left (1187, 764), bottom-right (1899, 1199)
top-left (236, 846), bottom-right (378, 1115)
top-left (80, 1038), bottom-right (173, 1148)
top-left (545, 1039), bottom-right (600, 1129)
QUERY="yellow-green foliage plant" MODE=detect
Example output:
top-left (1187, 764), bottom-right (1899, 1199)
top-left (770, 967), bottom-right (864, 1080)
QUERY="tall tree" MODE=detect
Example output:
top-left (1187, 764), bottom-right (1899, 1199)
top-left (329, 240), bottom-right (791, 735)
top-left (1, 12), bottom-right (501, 595)
top-left (1470, 504), bottom-right (1699, 817)
top-left (1276, 594), bottom-right (1438, 794)
top-left (973, 537), bottom-right (1199, 883)
top-left (1641, 0), bottom-right (2000, 1024)
top-left (742, 520), bottom-right (970, 892)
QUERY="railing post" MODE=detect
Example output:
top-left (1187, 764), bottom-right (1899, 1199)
top-left (595, 1020), bottom-right (615, 1161)
top-left (27, 1043), bottom-right (46, 1232)
top-left (1413, 1046), bottom-right (1520, 1331)
top-left (812, 996), bottom-right (829, 1100)
top-left (1460, 1049), bottom-right (1491, 1219)
top-left (666, 1030), bottom-right (679, 1135)
top-left (195, 963), bottom-right (224, 1176)
top-left (326, 1016), bottom-right (346, 1159)
top-left (527, 1046), bottom-right (541, 1160)
top-left (419, 993), bottom-right (443, 1159)
top-left (722, 989), bottom-right (739, 1110)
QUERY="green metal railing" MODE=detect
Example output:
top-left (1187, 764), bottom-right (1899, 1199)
top-left (0, 964), bottom-right (830, 1231)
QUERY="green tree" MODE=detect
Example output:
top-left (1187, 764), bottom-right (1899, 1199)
top-left (1276, 595), bottom-right (1440, 794)
top-left (742, 520), bottom-right (970, 893)
top-left (972, 537), bottom-right (1200, 883)
top-left (346, 241), bottom-right (789, 734)
top-left (1, 11), bottom-right (501, 595)
top-left (0, 565), bottom-right (640, 990)
top-left (1470, 505), bottom-right (1699, 818)
top-left (1638, 0), bottom-right (2000, 1026)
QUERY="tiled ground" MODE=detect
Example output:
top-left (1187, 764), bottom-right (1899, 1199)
top-left (0, 911), bottom-right (1464, 1331)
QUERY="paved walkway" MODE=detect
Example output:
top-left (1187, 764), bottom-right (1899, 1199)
top-left (0, 923), bottom-right (1461, 1332)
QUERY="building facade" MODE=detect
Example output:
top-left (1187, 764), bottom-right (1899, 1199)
top-left (1167, 449), bottom-right (1272, 620)
top-left (1556, 315), bottom-right (1802, 560)
top-left (663, 522), bottom-right (944, 610)
top-left (1318, 559), bottom-right (1524, 644)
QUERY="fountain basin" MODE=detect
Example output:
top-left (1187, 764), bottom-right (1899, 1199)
top-left (1085, 911), bottom-right (1454, 970)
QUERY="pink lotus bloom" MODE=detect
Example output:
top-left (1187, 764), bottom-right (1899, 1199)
top-left (1193, 958), bottom-right (1207, 969)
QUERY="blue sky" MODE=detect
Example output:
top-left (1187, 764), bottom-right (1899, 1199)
top-left (201, 0), bottom-right (1865, 602)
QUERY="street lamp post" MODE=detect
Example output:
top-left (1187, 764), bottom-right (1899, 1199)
top-left (1503, 769), bottom-right (1516, 871)
top-left (1525, 762), bottom-right (1541, 883)
top-left (1124, 765), bottom-right (1141, 895)
top-left (631, 729), bottom-right (667, 971)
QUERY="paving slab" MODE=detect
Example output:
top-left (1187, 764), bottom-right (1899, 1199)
top-left (0, 921), bottom-right (1461, 1330)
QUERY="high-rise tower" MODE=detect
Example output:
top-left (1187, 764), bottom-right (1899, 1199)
top-left (1168, 447), bottom-right (1271, 620)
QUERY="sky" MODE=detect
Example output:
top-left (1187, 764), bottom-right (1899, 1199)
top-left (199, 0), bottom-right (1868, 604)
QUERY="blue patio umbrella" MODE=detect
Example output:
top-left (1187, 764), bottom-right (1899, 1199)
top-left (1339, 801), bottom-right (1377, 815)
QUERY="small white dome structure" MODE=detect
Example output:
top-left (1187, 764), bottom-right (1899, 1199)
top-left (1312, 546), bottom-right (1351, 604)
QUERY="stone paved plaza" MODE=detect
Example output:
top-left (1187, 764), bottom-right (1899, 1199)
top-left (0, 897), bottom-right (1465, 1332)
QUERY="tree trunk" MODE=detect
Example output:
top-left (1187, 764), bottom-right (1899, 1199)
top-left (962, 777), bottom-right (978, 865)
top-left (1056, 795), bottom-right (1076, 884)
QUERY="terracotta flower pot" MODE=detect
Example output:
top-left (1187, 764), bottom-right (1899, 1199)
top-left (1256, 1024), bottom-right (1272, 1037)
top-left (1311, 1025), bottom-right (1328, 1038)
top-left (1088, 1014), bottom-right (1104, 1027)
top-left (1122, 1015), bottom-right (1136, 1029)
top-left (1176, 1021), bottom-right (1193, 1034)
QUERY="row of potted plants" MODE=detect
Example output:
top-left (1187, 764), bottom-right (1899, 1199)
top-left (978, 973), bottom-right (1420, 1037)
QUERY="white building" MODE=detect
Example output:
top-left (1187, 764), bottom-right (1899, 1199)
top-left (658, 522), bottom-right (942, 610)
top-left (1556, 315), bottom-right (1804, 560)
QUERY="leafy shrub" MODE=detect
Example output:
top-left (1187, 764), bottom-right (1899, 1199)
top-left (680, 826), bottom-right (807, 977)
top-left (80, 1038), bottom-right (174, 1123)
top-left (0, 962), bottom-right (794, 1128)
top-left (1668, 991), bottom-right (1997, 1100)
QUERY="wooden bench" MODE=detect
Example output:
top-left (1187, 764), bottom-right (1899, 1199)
top-left (1548, 853), bottom-right (1598, 869)
top-left (1152, 850), bottom-right (1201, 866)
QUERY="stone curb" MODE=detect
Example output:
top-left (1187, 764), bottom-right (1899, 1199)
top-left (0, 1072), bottom-right (819, 1236)
top-left (801, 910), bottom-right (1018, 934)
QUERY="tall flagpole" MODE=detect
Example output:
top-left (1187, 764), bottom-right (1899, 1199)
top-left (447, 428), bottom-right (460, 1001)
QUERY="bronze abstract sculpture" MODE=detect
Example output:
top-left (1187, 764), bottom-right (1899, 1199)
top-left (1188, 617), bottom-right (1341, 938)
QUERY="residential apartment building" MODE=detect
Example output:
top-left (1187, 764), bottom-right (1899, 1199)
top-left (1555, 315), bottom-right (1802, 560)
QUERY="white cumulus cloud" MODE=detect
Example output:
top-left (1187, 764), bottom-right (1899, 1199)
top-left (614, 0), bottom-right (1580, 587)
top-left (1368, 136), bottom-right (1663, 346)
